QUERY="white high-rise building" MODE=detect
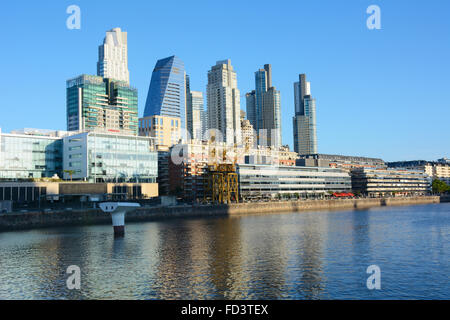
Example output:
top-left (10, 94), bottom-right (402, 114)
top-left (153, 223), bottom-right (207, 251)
top-left (187, 91), bottom-right (206, 140)
top-left (207, 60), bottom-right (241, 145)
top-left (97, 28), bottom-right (130, 83)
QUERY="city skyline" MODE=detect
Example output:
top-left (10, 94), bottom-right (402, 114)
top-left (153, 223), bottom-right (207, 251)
top-left (0, 1), bottom-right (449, 161)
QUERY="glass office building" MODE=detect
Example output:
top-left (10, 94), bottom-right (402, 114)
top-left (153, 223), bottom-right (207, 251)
top-left (0, 129), bottom-right (63, 180)
top-left (66, 75), bottom-right (138, 135)
top-left (143, 56), bottom-right (186, 136)
top-left (63, 132), bottom-right (157, 183)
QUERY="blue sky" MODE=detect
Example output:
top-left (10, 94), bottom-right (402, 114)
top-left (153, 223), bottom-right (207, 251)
top-left (0, 0), bottom-right (449, 161)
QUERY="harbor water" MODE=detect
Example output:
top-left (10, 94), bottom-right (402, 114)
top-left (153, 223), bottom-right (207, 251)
top-left (0, 203), bottom-right (448, 299)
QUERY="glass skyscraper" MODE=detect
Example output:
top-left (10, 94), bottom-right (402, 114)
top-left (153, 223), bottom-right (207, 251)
top-left (143, 56), bottom-right (187, 139)
top-left (246, 64), bottom-right (281, 147)
top-left (293, 74), bottom-right (317, 155)
top-left (66, 75), bottom-right (138, 135)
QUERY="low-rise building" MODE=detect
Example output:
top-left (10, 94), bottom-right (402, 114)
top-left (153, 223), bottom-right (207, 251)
top-left (139, 115), bottom-right (181, 147)
top-left (298, 153), bottom-right (385, 171)
top-left (387, 159), bottom-right (450, 185)
top-left (63, 131), bottom-right (158, 183)
top-left (237, 164), bottom-right (351, 200)
top-left (0, 128), bottom-right (69, 180)
top-left (0, 181), bottom-right (158, 206)
top-left (351, 167), bottom-right (431, 196)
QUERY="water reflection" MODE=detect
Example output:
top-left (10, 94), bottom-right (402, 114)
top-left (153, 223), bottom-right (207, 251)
top-left (0, 203), bottom-right (448, 299)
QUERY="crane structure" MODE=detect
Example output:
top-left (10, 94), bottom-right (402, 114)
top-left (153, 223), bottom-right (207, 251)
top-left (203, 146), bottom-right (239, 204)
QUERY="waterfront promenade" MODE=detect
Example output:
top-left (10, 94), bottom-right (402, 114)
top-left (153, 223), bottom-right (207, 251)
top-left (0, 196), bottom-right (443, 232)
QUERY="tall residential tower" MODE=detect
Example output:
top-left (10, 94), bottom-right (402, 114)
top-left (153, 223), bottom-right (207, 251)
top-left (97, 28), bottom-right (130, 83)
top-left (293, 74), bottom-right (317, 155)
top-left (186, 75), bottom-right (207, 141)
top-left (246, 64), bottom-right (281, 147)
top-left (207, 60), bottom-right (241, 145)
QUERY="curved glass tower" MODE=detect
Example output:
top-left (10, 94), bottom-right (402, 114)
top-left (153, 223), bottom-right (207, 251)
top-left (143, 56), bottom-right (186, 136)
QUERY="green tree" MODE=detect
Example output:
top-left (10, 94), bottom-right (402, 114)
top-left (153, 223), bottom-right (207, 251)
top-left (64, 170), bottom-right (75, 182)
top-left (432, 179), bottom-right (450, 194)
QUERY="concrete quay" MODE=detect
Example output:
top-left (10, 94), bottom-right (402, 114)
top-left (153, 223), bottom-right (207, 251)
top-left (0, 196), bottom-right (442, 232)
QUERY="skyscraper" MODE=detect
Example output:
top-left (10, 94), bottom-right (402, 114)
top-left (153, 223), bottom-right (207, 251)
top-left (187, 91), bottom-right (206, 140)
top-left (246, 64), bottom-right (281, 147)
top-left (207, 60), bottom-right (241, 145)
top-left (143, 56), bottom-right (187, 140)
top-left (66, 74), bottom-right (138, 135)
top-left (186, 75), bottom-right (207, 141)
top-left (97, 28), bottom-right (130, 83)
top-left (293, 74), bottom-right (317, 155)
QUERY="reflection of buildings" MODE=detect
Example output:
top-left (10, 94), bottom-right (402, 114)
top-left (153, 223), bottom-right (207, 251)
top-left (153, 219), bottom-right (226, 299)
top-left (240, 216), bottom-right (288, 298)
top-left (293, 213), bottom-right (327, 299)
top-left (208, 218), bottom-right (246, 299)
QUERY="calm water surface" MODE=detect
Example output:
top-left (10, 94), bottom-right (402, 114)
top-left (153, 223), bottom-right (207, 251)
top-left (0, 203), bottom-right (449, 299)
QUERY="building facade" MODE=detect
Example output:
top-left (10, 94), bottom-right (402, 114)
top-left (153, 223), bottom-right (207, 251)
top-left (351, 167), bottom-right (431, 196)
top-left (63, 132), bottom-right (157, 183)
top-left (298, 154), bottom-right (385, 171)
top-left (187, 90), bottom-right (206, 141)
top-left (246, 64), bottom-right (282, 147)
top-left (139, 115), bottom-right (181, 147)
top-left (166, 141), bottom-right (300, 201)
top-left (143, 56), bottom-right (187, 139)
top-left (388, 160), bottom-right (450, 185)
top-left (293, 74), bottom-right (317, 155)
top-left (0, 181), bottom-right (159, 205)
top-left (0, 128), bottom-right (66, 180)
top-left (241, 119), bottom-right (256, 151)
top-left (97, 28), bottom-right (130, 83)
top-left (66, 75), bottom-right (138, 135)
top-left (237, 164), bottom-right (351, 200)
top-left (207, 60), bottom-right (242, 145)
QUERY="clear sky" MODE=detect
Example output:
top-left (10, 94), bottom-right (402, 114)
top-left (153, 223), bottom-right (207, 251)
top-left (0, 0), bottom-right (449, 162)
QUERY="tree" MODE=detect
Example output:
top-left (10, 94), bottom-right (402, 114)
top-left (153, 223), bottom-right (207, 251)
top-left (64, 170), bottom-right (75, 182)
top-left (432, 179), bottom-right (450, 194)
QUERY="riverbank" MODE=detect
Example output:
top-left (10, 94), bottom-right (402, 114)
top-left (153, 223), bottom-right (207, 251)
top-left (0, 196), bottom-right (444, 232)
